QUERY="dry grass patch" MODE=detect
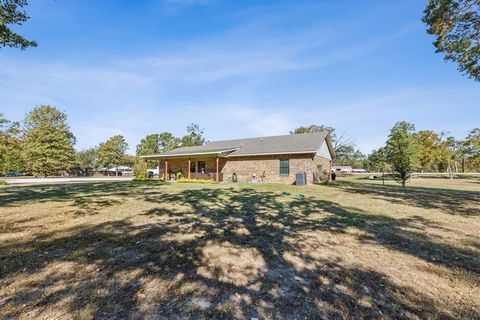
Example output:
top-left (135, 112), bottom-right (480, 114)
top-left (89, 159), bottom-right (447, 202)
top-left (0, 179), bottom-right (479, 319)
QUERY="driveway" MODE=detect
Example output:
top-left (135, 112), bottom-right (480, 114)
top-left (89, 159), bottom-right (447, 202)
top-left (4, 177), bottom-right (134, 184)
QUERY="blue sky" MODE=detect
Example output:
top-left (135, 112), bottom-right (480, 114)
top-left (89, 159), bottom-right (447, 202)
top-left (1, 0), bottom-right (479, 154)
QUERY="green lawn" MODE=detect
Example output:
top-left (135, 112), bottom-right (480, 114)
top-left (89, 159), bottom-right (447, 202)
top-left (338, 175), bottom-right (480, 191)
top-left (0, 179), bottom-right (479, 319)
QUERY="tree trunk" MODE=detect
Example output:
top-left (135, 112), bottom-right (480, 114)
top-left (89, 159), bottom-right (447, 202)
top-left (401, 180), bottom-right (405, 188)
top-left (462, 158), bottom-right (465, 173)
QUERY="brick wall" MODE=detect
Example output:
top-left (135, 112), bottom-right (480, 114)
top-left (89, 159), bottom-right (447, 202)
top-left (159, 154), bottom-right (332, 184)
top-left (222, 154), bottom-right (331, 184)
top-left (313, 155), bottom-right (332, 183)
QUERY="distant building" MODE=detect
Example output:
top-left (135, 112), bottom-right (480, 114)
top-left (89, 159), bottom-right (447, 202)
top-left (98, 165), bottom-right (133, 176)
top-left (333, 166), bottom-right (353, 174)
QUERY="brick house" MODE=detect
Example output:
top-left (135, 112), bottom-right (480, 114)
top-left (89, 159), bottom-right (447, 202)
top-left (140, 132), bottom-right (335, 184)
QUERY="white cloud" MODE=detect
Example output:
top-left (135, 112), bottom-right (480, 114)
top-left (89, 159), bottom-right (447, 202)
top-left (110, 23), bottom-right (408, 84)
top-left (214, 106), bottom-right (293, 137)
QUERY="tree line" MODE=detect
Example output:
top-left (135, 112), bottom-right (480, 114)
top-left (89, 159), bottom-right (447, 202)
top-left (374, 121), bottom-right (480, 187)
top-left (1, 106), bottom-right (479, 184)
top-left (367, 123), bottom-right (479, 176)
top-left (0, 106), bottom-right (205, 176)
top-left (291, 123), bottom-right (480, 187)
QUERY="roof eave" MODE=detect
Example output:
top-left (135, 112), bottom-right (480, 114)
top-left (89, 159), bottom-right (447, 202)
top-left (325, 135), bottom-right (336, 159)
top-left (140, 148), bottom-right (238, 159)
top-left (227, 150), bottom-right (317, 158)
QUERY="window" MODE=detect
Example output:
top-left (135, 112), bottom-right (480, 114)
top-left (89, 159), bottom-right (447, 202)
top-left (190, 161), bottom-right (196, 173)
top-left (279, 159), bottom-right (289, 176)
top-left (198, 161), bottom-right (206, 173)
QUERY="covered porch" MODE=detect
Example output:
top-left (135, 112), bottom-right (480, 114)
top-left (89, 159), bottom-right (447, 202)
top-left (163, 157), bottom-right (225, 182)
top-left (142, 151), bottom-right (231, 182)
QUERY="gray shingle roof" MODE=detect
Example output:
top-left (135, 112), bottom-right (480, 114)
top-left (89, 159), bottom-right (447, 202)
top-left (141, 132), bottom-right (331, 158)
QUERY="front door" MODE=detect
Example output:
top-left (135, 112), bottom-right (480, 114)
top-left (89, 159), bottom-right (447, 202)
top-left (197, 161), bottom-right (206, 174)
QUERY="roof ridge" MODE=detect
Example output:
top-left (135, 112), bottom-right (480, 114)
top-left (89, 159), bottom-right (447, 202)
top-left (140, 131), bottom-right (330, 158)
top-left (207, 131), bottom-right (328, 144)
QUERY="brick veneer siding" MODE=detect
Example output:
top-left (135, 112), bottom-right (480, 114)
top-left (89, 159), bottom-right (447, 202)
top-left (159, 154), bottom-right (331, 184)
top-left (222, 154), bottom-right (331, 184)
top-left (313, 155), bottom-right (332, 182)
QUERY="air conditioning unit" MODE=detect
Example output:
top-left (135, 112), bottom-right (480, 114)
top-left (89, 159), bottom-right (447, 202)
top-left (296, 171), bottom-right (307, 186)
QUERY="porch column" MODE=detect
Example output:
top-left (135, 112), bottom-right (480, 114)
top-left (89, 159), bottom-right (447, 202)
top-left (158, 160), bottom-right (161, 178)
top-left (164, 160), bottom-right (168, 181)
top-left (216, 157), bottom-right (219, 182)
top-left (187, 159), bottom-right (191, 179)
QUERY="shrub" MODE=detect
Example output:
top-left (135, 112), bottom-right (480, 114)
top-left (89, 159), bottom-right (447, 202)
top-left (316, 164), bottom-right (329, 183)
top-left (0, 180), bottom-right (8, 186)
top-left (133, 173), bottom-right (151, 181)
top-left (133, 158), bottom-right (148, 179)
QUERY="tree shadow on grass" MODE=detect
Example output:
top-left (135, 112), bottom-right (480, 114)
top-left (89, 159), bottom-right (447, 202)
top-left (155, 188), bottom-right (480, 274)
top-left (1, 186), bottom-right (478, 319)
top-left (0, 181), bottom-right (166, 216)
top-left (331, 180), bottom-right (480, 216)
top-left (0, 181), bottom-right (166, 207)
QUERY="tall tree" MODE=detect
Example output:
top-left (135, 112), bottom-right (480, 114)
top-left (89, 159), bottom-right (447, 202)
top-left (416, 130), bottom-right (461, 172)
top-left (423, 0), bottom-right (480, 81)
top-left (159, 132), bottom-right (182, 151)
top-left (0, 112), bottom-right (7, 128)
top-left (76, 147), bottom-right (99, 174)
top-left (445, 135), bottom-right (464, 172)
top-left (136, 134), bottom-right (161, 156)
top-left (0, 0), bottom-right (37, 50)
top-left (335, 144), bottom-right (366, 168)
top-left (416, 130), bottom-right (442, 171)
top-left (97, 135), bottom-right (128, 175)
top-left (386, 121), bottom-right (418, 187)
top-left (291, 124), bottom-right (353, 152)
top-left (0, 113), bottom-right (25, 174)
top-left (290, 125), bottom-right (335, 135)
top-left (122, 154), bottom-right (136, 167)
top-left (367, 147), bottom-right (387, 172)
top-left (436, 132), bottom-right (455, 172)
top-left (181, 123), bottom-right (205, 147)
top-left (136, 132), bottom-right (181, 156)
top-left (463, 128), bottom-right (480, 169)
top-left (23, 106), bottom-right (76, 176)
top-left (0, 113), bottom-right (7, 174)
